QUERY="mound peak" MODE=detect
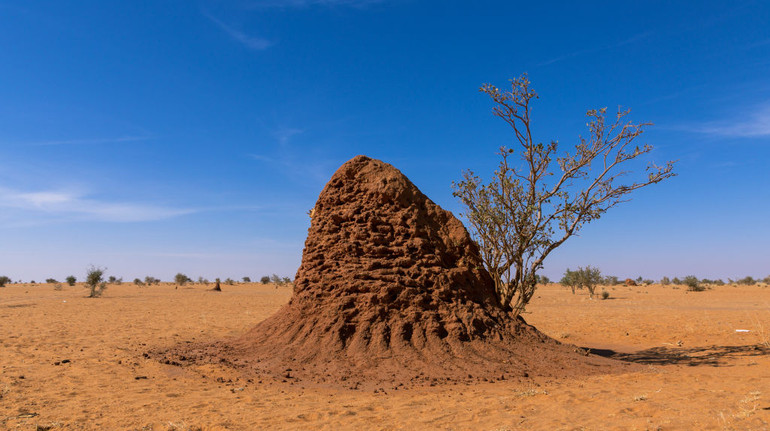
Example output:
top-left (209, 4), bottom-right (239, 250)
top-left (157, 155), bottom-right (627, 389)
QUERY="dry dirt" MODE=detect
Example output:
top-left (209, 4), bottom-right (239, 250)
top-left (1, 282), bottom-right (769, 430)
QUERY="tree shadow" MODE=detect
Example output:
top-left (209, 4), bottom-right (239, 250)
top-left (585, 344), bottom-right (770, 367)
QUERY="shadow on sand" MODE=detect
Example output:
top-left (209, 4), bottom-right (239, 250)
top-left (585, 344), bottom-right (770, 367)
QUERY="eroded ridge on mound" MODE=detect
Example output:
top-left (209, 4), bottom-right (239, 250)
top-left (158, 155), bottom-right (629, 389)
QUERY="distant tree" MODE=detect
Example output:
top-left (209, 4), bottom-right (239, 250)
top-left (764, 275), bottom-right (770, 284)
top-left (197, 276), bottom-right (210, 285)
top-left (536, 275), bottom-right (551, 285)
top-left (672, 277), bottom-right (682, 285)
top-left (683, 275), bottom-right (704, 292)
top-left (46, 278), bottom-right (58, 284)
top-left (260, 276), bottom-right (270, 284)
top-left (452, 74), bottom-right (676, 317)
top-left (85, 266), bottom-right (108, 298)
top-left (242, 276), bottom-right (251, 283)
top-left (736, 276), bottom-right (756, 286)
top-left (65, 275), bottom-right (77, 286)
top-left (270, 274), bottom-right (282, 285)
top-left (561, 269), bottom-right (580, 294)
top-left (133, 278), bottom-right (145, 287)
top-left (0, 275), bottom-right (10, 287)
top-left (144, 276), bottom-right (160, 285)
top-left (281, 277), bottom-right (292, 284)
top-left (174, 273), bottom-right (191, 286)
top-left (603, 275), bottom-right (619, 286)
top-left (224, 278), bottom-right (235, 286)
top-left (660, 276), bottom-right (671, 286)
top-left (108, 276), bottom-right (117, 283)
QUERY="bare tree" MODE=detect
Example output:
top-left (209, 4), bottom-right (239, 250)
top-left (453, 74), bottom-right (676, 318)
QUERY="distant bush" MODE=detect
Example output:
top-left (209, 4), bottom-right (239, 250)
top-left (242, 277), bottom-right (251, 283)
top-left (270, 274), bottom-right (282, 285)
top-left (0, 275), bottom-right (10, 287)
top-left (736, 276), bottom-right (756, 286)
top-left (764, 275), bottom-right (770, 284)
top-left (603, 275), bottom-right (620, 286)
top-left (672, 277), bottom-right (682, 285)
top-left (174, 273), bottom-right (191, 286)
top-left (701, 278), bottom-right (725, 286)
top-left (46, 278), bottom-right (58, 284)
top-left (601, 290), bottom-right (610, 300)
top-left (561, 266), bottom-right (603, 298)
top-left (224, 278), bottom-right (235, 285)
top-left (260, 276), bottom-right (270, 284)
top-left (683, 275), bottom-right (704, 292)
top-left (197, 276), bottom-right (209, 285)
top-left (85, 266), bottom-right (108, 298)
top-left (144, 276), bottom-right (161, 285)
top-left (65, 275), bottom-right (77, 286)
top-left (536, 275), bottom-right (550, 285)
top-left (107, 276), bottom-right (123, 285)
top-left (660, 276), bottom-right (671, 286)
top-left (282, 277), bottom-right (292, 284)
top-left (643, 279), bottom-right (654, 285)
top-left (133, 278), bottom-right (145, 287)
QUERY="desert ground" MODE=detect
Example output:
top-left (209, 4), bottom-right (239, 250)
top-left (1, 281), bottom-right (768, 430)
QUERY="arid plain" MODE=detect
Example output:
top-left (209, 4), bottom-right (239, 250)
top-left (1, 282), bottom-right (769, 430)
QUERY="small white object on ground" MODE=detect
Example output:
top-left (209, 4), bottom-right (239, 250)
top-left (734, 329), bottom-right (750, 332)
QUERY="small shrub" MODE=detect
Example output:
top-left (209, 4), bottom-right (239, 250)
top-left (65, 275), bottom-right (77, 286)
top-left (536, 275), bottom-right (550, 285)
top-left (763, 275), bottom-right (770, 284)
top-left (683, 275), bottom-right (704, 292)
top-left (0, 275), bottom-right (11, 287)
top-left (281, 277), bottom-right (292, 284)
top-left (672, 277), bottom-right (682, 285)
top-left (197, 277), bottom-right (209, 285)
top-left (660, 276), bottom-right (671, 286)
top-left (603, 275), bottom-right (619, 286)
top-left (601, 290), bottom-right (610, 300)
top-left (643, 279), bottom-right (654, 285)
top-left (46, 278), bottom-right (58, 284)
top-left (144, 276), bottom-right (160, 285)
top-left (270, 274), bottom-right (282, 285)
top-left (133, 278), bottom-right (145, 287)
top-left (737, 276), bottom-right (757, 286)
top-left (260, 276), bottom-right (270, 284)
top-left (174, 273), bottom-right (191, 286)
top-left (224, 278), bottom-right (234, 285)
top-left (242, 277), bottom-right (251, 283)
top-left (85, 266), bottom-right (108, 298)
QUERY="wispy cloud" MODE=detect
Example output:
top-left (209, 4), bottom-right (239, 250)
top-left (537, 32), bottom-right (651, 67)
top-left (243, 0), bottom-right (383, 9)
top-left (686, 103), bottom-right (770, 138)
top-left (24, 135), bottom-right (154, 147)
top-left (204, 12), bottom-right (272, 50)
top-left (0, 187), bottom-right (195, 224)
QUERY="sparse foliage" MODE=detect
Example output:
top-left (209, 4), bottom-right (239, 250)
top-left (46, 278), bottom-right (58, 284)
top-left (683, 275), bottom-right (704, 292)
top-left (603, 275), bottom-right (620, 286)
top-left (260, 276), bottom-right (270, 284)
top-left (560, 266), bottom-right (602, 298)
top-left (65, 275), bottom-right (77, 286)
top-left (660, 276), bottom-right (671, 286)
top-left (242, 276), bottom-right (251, 283)
top-left (453, 74), bottom-right (675, 317)
top-left (736, 276), bottom-right (757, 286)
top-left (224, 278), bottom-right (234, 285)
top-left (133, 278), bottom-right (145, 287)
top-left (144, 276), bottom-right (160, 285)
top-left (85, 266), bottom-right (108, 298)
top-left (174, 273), bottom-right (191, 286)
top-left (536, 275), bottom-right (550, 285)
top-left (270, 274), bottom-right (282, 285)
top-left (0, 275), bottom-right (10, 287)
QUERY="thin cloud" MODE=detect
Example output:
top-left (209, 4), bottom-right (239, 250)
top-left (25, 136), bottom-right (153, 147)
top-left (537, 32), bottom-right (651, 67)
top-left (688, 103), bottom-right (770, 138)
top-left (244, 0), bottom-right (383, 8)
top-left (204, 12), bottom-right (272, 50)
top-left (0, 187), bottom-right (195, 223)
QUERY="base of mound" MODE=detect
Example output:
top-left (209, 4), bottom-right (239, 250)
top-left (153, 308), bottom-right (637, 390)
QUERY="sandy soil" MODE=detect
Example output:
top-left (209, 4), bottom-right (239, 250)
top-left (1, 282), bottom-right (768, 430)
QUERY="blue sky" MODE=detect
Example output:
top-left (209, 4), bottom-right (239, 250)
top-left (1, 1), bottom-right (768, 282)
